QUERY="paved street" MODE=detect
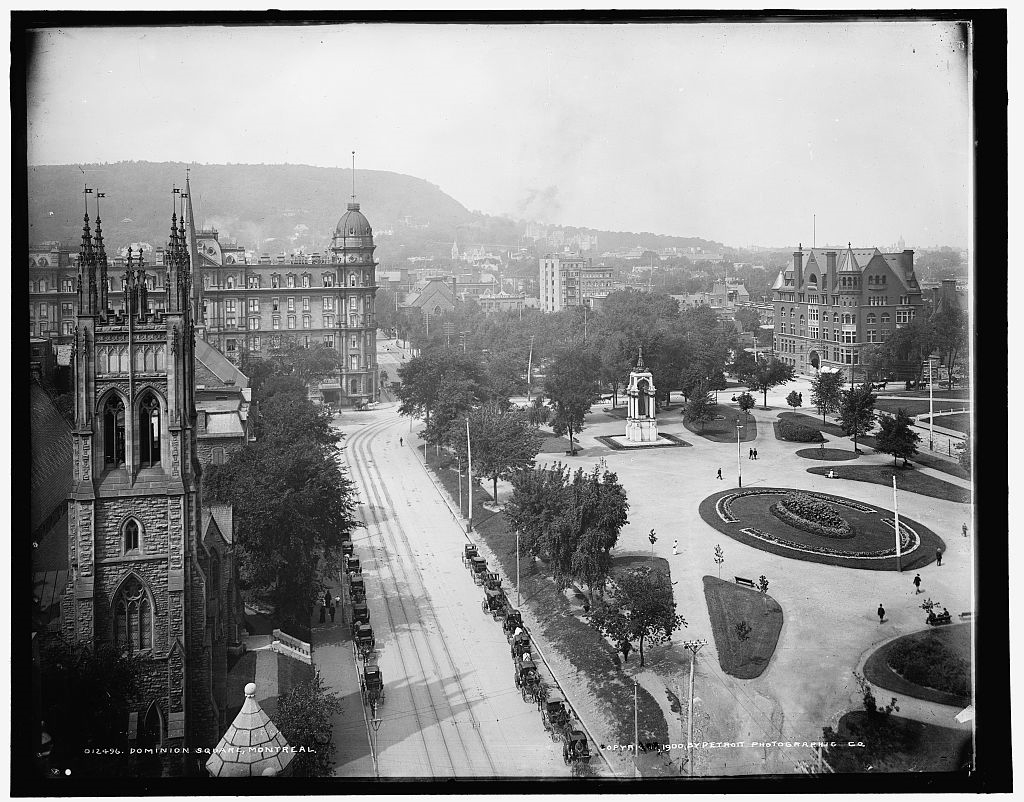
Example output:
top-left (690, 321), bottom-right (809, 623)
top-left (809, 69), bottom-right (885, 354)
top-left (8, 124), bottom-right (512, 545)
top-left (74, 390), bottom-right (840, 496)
top-left (323, 404), bottom-right (569, 778)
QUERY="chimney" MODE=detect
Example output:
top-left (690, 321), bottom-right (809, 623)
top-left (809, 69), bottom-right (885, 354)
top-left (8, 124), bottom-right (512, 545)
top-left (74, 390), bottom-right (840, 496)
top-left (450, 276), bottom-right (457, 298)
top-left (793, 243), bottom-right (804, 289)
top-left (901, 249), bottom-right (915, 276)
top-left (825, 251), bottom-right (837, 291)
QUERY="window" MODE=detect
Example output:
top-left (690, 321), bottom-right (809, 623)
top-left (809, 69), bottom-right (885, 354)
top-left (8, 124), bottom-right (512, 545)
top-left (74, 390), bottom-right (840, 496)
top-left (103, 396), bottom-right (126, 467)
top-left (249, 317), bottom-right (260, 330)
top-left (896, 309), bottom-right (911, 324)
top-left (114, 576), bottom-right (152, 652)
top-left (349, 297), bottom-right (357, 311)
top-left (63, 321), bottom-right (74, 336)
top-left (226, 276), bottom-right (235, 289)
top-left (226, 339), bottom-right (237, 354)
top-left (252, 336), bottom-right (261, 352)
top-left (809, 325), bottom-right (819, 340)
top-left (866, 313), bottom-right (876, 325)
top-left (248, 276), bottom-right (260, 289)
top-left (271, 274), bottom-right (281, 289)
top-left (302, 297), bottom-right (310, 311)
top-left (302, 274), bottom-right (311, 288)
top-left (248, 298), bottom-right (259, 313)
top-left (349, 273), bottom-right (357, 287)
top-left (809, 308), bottom-right (818, 322)
top-left (287, 274), bottom-right (296, 288)
top-left (302, 335), bottom-right (310, 348)
top-left (204, 275), bottom-right (212, 290)
top-left (867, 329), bottom-right (877, 343)
top-left (61, 302), bottom-right (73, 317)
top-left (324, 334), bottom-right (334, 348)
top-left (39, 305), bottom-right (48, 319)
top-left (272, 297), bottom-right (280, 312)
top-left (272, 316), bottom-right (280, 330)
top-left (226, 315), bottom-right (236, 328)
top-left (881, 313), bottom-right (891, 325)
top-left (350, 377), bottom-right (360, 394)
top-left (288, 316), bottom-right (296, 329)
top-left (832, 313), bottom-right (839, 323)
top-left (225, 299), bottom-right (236, 314)
top-left (211, 447), bottom-right (226, 465)
top-left (323, 297), bottom-right (334, 311)
top-left (62, 279), bottom-right (74, 293)
top-left (351, 355), bottom-right (360, 370)
top-left (842, 330), bottom-right (856, 344)
top-left (323, 274), bottom-right (335, 287)
top-left (302, 315), bottom-right (311, 329)
top-left (139, 394), bottom-right (161, 467)
top-left (899, 295), bottom-right (910, 305)
top-left (124, 519), bottom-right (141, 552)
top-left (350, 335), bottom-right (358, 348)
top-left (288, 298), bottom-right (295, 312)
top-left (324, 314), bottom-right (334, 328)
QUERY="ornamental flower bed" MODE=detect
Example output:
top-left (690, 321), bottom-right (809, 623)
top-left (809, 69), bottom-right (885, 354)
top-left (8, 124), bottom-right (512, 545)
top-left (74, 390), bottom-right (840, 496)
top-left (770, 492), bottom-right (855, 539)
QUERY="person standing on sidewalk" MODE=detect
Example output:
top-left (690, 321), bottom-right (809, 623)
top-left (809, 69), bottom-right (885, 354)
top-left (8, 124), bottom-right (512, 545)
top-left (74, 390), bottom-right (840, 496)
top-left (962, 522), bottom-right (968, 538)
top-left (913, 574), bottom-right (922, 594)
top-left (936, 548), bottom-right (943, 566)
top-left (672, 539), bottom-right (679, 555)
top-left (328, 597), bottom-right (337, 623)
top-left (877, 604), bottom-right (885, 624)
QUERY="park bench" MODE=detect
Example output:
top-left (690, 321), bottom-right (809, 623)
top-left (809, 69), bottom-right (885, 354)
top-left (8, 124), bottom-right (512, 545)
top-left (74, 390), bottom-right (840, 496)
top-left (734, 576), bottom-right (756, 588)
top-left (959, 611), bottom-right (974, 621)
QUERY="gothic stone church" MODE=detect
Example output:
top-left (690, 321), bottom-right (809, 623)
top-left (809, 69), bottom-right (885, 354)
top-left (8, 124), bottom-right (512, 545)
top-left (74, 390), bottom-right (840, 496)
top-left (56, 200), bottom-right (242, 765)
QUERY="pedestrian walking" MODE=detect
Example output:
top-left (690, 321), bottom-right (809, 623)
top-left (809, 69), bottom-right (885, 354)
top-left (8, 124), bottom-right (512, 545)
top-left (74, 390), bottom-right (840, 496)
top-left (962, 522), bottom-right (968, 538)
top-left (717, 468), bottom-right (723, 480)
top-left (748, 448), bottom-right (753, 460)
top-left (877, 604), bottom-right (885, 624)
top-left (400, 437), bottom-right (404, 447)
top-left (936, 548), bottom-right (942, 567)
top-left (328, 598), bottom-right (336, 623)
top-left (753, 448), bottom-right (758, 460)
top-left (318, 599), bottom-right (326, 624)
top-left (672, 539), bottom-right (679, 555)
top-left (913, 574), bottom-right (922, 594)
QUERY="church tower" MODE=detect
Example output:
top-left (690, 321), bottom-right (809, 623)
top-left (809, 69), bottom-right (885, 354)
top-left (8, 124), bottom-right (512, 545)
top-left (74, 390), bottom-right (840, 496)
top-left (63, 186), bottom-right (221, 764)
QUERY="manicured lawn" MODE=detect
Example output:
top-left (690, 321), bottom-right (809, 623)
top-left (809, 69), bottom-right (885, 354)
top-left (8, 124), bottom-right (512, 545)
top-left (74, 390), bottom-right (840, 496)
top-left (702, 576), bottom-right (783, 679)
top-left (863, 624), bottom-right (971, 708)
top-left (682, 406), bottom-right (758, 443)
top-left (698, 488), bottom-right (943, 571)
top-left (882, 388), bottom-right (970, 401)
top-left (777, 411), bottom-right (846, 438)
top-left (806, 464), bottom-right (972, 504)
top-left (826, 711), bottom-right (972, 772)
top-left (918, 412), bottom-right (971, 436)
top-left (795, 447), bottom-right (859, 461)
top-left (420, 447), bottom-right (670, 752)
top-left (874, 398), bottom-right (971, 417)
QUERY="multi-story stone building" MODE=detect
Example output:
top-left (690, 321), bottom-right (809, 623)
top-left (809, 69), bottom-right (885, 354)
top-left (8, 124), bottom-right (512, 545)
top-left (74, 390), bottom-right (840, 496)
top-left (771, 243), bottom-right (924, 377)
top-left (199, 201), bottom-right (379, 407)
top-left (538, 254), bottom-right (614, 312)
top-left (54, 197), bottom-right (242, 769)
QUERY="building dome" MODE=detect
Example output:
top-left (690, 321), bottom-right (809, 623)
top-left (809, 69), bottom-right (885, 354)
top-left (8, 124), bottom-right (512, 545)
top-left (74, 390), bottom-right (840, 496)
top-left (334, 202), bottom-right (373, 239)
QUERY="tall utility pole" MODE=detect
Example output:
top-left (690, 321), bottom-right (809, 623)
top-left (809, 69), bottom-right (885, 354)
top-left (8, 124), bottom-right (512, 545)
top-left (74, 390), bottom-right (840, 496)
top-left (893, 474), bottom-right (902, 573)
top-left (682, 638), bottom-right (708, 776)
top-left (633, 680), bottom-right (640, 778)
top-left (928, 355), bottom-right (935, 450)
top-left (516, 530), bottom-right (521, 607)
top-left (736, 422), bottom-right (743, 487)
top-left (526, 335), bottom-right (535, 404)
top-left (466, 417), bottom-right (473, 532)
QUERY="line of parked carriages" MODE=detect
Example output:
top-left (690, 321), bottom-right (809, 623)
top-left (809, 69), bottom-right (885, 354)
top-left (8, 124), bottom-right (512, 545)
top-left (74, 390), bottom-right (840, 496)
top-left (343, 538), bottom-right (384, 711)
top-left (462, 543), bottom-right (591, 766)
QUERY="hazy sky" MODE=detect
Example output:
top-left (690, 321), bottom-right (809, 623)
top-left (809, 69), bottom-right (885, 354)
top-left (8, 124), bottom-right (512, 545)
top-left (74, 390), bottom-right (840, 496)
top-left (26, 21), bottom-right (971, 248)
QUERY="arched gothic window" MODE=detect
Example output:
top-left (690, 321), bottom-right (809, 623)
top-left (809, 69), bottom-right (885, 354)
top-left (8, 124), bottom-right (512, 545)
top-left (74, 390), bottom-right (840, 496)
top-left (104, 396), bottom-right (126, 467)
top-left (138, 703), bottom-right (163, 748)
top-left (114, 576), bottom-right (153, 652)
top-left (139, 394), bottom-right (161, 467)
top-left (124, 519), bottom-right (141, 552)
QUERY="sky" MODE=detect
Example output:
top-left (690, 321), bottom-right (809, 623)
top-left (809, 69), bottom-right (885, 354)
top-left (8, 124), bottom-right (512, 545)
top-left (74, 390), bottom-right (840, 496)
top-left (25, 20), bottom-right (972, 248)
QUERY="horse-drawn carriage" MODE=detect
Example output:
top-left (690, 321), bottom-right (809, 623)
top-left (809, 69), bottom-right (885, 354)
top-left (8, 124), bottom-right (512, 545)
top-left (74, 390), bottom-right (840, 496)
top-left (511, 629), bottom-right (531, 660)
top-left (349, 575), bottom-right (366, 604)
top-left (354, 623), bottom-right (376, 659)
top-left (483, 572), bottom-right (501, 592)
top-left (346, 556), bottom-right (362, 576)
top-left (481, 587), bottom-right (508, 619)
top-left (361, 663), bottom-right (384, 708)
top-left (342, 540), bottom-right (354, 558)
top-left (541, 691), bottom-right (570, 741)
top-left (561, 728), bottom-right (591, 764)
top-left (503, 610), bottom-right (524, 642)
top-left (513, 652), bottom-right (541, 702)
top-left (462, 543), bottom-right (479, 567)
top-left (469, 556), bottom-right (489, 584)
top-left (351, 602), bottom-right (370, 631)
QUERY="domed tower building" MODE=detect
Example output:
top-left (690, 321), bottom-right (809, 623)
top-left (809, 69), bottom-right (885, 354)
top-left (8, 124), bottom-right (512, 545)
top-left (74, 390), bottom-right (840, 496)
top-left (329, 200), bottom-right (378, 407)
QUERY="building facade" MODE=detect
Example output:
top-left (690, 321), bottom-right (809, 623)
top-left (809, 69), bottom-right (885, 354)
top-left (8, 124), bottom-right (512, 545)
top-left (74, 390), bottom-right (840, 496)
top-left (538, 254), bottom-right (614, 312)
top-left (771, 243), bottom-right (924, 377)
top-left (58, 200), bottom-right (240, 769)
top-left (199, 201), bottom-right (379, 407)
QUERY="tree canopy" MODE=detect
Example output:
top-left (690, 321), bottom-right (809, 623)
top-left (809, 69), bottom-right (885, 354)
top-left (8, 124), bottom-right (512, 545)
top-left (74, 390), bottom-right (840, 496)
top-left (274, 674), bottom-right (345, 777)
top-left (683, 383), bottom-right (718, 430)
top-left (588, 566), bottom-right (686, 667)
top-left (837, 383), bottom-right (878, 452)
top-left (450, 402), bottom-right (544, 501)
top-left (545, 344), bottom-right (602, 454)
top-left (875, 409), bottom-right (921, 467)
top-left (810, 370), bottom-right (846, 424)
top-left (746, 356), bottom-right (796, 409)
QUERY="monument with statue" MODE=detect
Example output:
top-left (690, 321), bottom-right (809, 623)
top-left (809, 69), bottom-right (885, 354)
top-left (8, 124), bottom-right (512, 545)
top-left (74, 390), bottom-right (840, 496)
top-left (625, 347), bottom-right (659, 443)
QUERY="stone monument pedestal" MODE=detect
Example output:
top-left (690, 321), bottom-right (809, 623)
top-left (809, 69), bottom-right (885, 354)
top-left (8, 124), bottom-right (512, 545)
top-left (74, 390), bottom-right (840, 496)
top-left (625, 348), bottom-right (658, 444)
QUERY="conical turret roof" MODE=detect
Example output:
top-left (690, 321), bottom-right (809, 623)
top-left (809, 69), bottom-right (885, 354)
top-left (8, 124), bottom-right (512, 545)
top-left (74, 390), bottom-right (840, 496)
top-left (206, 682), bottom-right (294, 777)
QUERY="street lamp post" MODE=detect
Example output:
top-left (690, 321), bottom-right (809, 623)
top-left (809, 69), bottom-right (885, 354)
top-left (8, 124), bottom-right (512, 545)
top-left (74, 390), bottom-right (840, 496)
top-left (370, 714), bottom-right (382, 779)
top-left (516, 530), bottom-right (521, 607)
top-left (736, 421), bottom-right (743, 487)
top-left (466, 417), bottom-right (473, 532)
top-left (682, 638), bottom-right (708, 775)
top-left (893, 474), bottom-right (902, 573)
top-left (928, 355), bottom-right (935, 450)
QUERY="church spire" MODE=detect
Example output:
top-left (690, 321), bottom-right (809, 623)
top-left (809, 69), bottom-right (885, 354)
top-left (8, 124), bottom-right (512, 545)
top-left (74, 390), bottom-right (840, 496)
top-left (78, 185), bottom-right (98, 315)
top-left (94, 191), bottom-right (109, 314)
top-left (166, 188), bottom-right (182, 313)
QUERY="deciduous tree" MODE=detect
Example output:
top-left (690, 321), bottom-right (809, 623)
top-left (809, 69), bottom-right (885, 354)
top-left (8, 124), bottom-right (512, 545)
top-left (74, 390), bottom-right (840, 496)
top-left (588, 566), bottom-right (686, 667)
top-left (545, 344), bottom-right (601, 455)
top-left (683, 383), bottom-right (718, 431)
top-left (810, 370), bottom-right (846, 424)
top-left (450, 402), bottom-right (544, 502)
top-left (786, 390), bottom-right (803, 410)
top-left (875, 409), bottom-right (921, 467)
top-left (746, 356), bottom-right (796, 409)
top-left (837, 383), bottom-right (878, 453)
top-left (275, 674), bottom-right (345, 777)
top-left (737, 392), bottom-right (755, 420)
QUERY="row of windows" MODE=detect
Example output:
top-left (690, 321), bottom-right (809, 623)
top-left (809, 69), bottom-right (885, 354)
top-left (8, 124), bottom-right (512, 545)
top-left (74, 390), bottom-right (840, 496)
top-left (218, 296), bottom-right (355, 314)
top-left (218, 313), bottom-right (371, 331)
top-left (204, 270), bottom-right (370, 290)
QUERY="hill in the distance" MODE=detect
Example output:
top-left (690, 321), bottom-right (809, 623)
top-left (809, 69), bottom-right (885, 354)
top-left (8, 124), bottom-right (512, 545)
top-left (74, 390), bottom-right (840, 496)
top-left (27, 161), bottom-right (723, 261)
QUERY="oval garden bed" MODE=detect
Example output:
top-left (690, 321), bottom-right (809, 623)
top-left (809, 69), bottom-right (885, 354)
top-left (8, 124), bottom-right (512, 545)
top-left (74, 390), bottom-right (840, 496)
top-left (863, 624), bottom-right (971, 707)
top-left (699, 488), bottom-right (944, 570)
top-left (795, 447), bottom-right (859, 461)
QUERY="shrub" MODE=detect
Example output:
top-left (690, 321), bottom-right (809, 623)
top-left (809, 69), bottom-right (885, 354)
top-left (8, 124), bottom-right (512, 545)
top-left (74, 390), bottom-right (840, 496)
top-left (887, 635), bottom-right (970, 698)
top-left (770, 492), bottom-right (854, 539)
top-left (777, 418), bottom-right (824, 442)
